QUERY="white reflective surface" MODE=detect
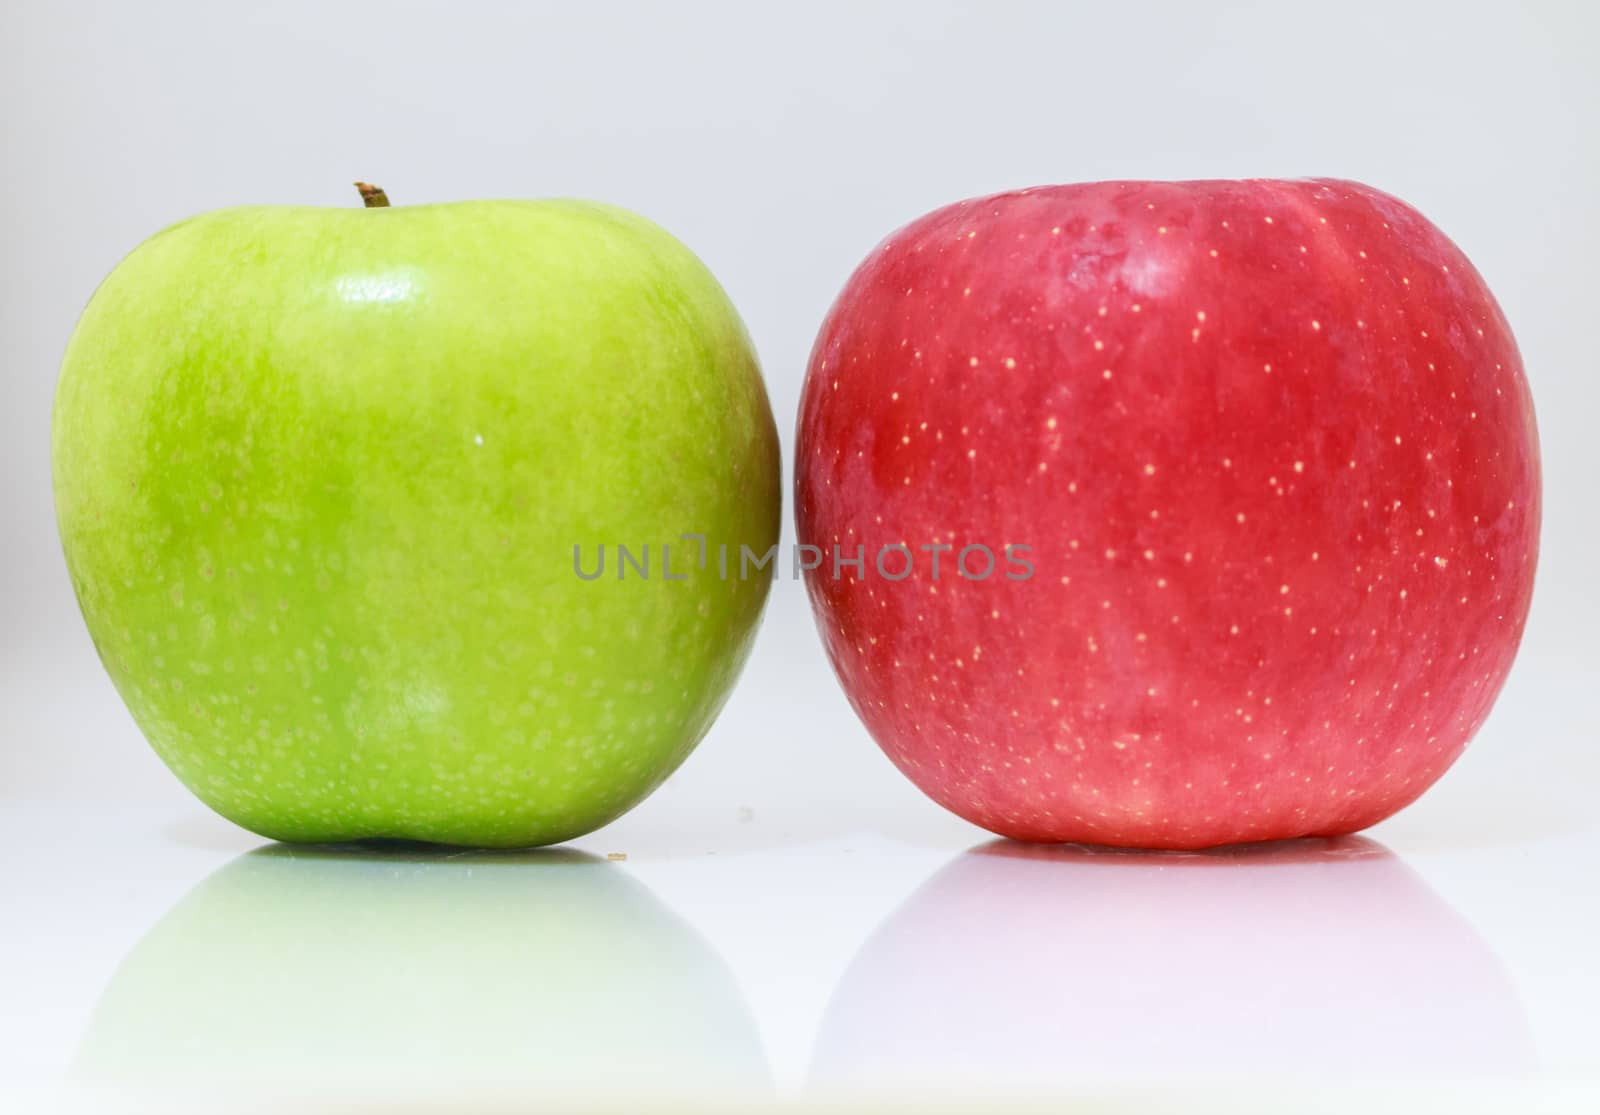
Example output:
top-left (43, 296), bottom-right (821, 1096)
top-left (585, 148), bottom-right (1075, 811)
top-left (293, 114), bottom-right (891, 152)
top-left (3, 651), bottom-right (1598, 1113)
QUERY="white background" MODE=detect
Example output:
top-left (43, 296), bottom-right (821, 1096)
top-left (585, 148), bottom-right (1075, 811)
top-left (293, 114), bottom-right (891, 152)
top-left (3, 2), bottom-right (1597, 1110)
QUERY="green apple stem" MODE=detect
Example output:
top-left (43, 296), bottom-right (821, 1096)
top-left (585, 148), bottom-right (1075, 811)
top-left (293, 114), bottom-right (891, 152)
top-left (355, 182), bottom-right (391, 208)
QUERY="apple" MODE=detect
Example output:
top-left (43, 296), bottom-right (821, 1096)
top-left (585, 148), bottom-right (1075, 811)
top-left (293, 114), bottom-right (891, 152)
top-left (54, 184), bottom-right (780, 846)
top-left (796, 178), bottom-right (1539, 848)
top-left (77, 846), bottom-right (769, 1096)
top-left (811, 839), bottom-right (1532, 1090)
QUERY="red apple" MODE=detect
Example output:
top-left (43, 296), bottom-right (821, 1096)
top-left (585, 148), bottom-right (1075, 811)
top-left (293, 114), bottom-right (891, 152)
top-left (796, 178), bottom-right (1539, 849)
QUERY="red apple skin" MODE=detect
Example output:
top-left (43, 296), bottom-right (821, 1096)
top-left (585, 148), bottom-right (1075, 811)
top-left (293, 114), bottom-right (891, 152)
top-left (796, 178), bottom-right (1539, 849)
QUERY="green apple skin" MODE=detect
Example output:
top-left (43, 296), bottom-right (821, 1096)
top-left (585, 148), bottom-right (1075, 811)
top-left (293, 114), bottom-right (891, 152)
top-left (53, 198), bottom-right (780, 846)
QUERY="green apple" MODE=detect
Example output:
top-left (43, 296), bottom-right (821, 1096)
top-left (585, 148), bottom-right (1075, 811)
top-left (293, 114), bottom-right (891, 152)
top-left (76, 846), bottom-right (770, 1096)
top-left (53, 185), bottom-right (781, 846)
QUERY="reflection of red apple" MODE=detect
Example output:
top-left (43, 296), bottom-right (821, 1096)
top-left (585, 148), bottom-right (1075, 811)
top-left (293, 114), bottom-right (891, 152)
top-left (811, 838), bottom-right (1531, 1094)
top-left (796, 179), bottom-right (1540, 848)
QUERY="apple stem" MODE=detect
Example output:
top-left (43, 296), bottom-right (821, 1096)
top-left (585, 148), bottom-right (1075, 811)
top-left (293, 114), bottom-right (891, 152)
top-left (354, 182), bottom-right (391, 208)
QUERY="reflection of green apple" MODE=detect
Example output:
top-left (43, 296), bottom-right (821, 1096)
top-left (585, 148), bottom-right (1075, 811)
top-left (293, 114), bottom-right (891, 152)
top-left (53, 187), bottom-right (780, 845)
top-left (77, 847), bottom-right (769, 1099)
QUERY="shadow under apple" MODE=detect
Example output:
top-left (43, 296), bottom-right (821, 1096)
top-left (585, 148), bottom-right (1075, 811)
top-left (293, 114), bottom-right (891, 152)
top-left (810, 836), bottom-right (1533, 1095)
top-left (75, 843), bottom-right (769, 1100)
